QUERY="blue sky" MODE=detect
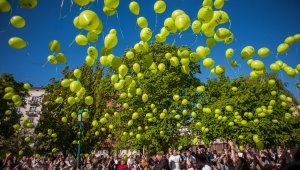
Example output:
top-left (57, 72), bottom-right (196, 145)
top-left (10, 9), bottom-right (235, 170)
top-left (0, 0), bottom-right (300, 99)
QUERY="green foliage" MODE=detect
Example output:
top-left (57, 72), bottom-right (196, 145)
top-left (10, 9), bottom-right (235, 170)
top-left (0, 73), bottom-right (29, 151)
top-left (107, 42), bottom-right (202, 152)
top-left (190, 74), bottom-right (300, 148)
top-left (35, 63), bottom-right (115, 155)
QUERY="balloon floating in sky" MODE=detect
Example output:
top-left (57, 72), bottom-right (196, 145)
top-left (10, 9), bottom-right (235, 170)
top-left (104, 0), bottom-right (119, 9)
top-left (49, 40), bottom-right (61, 53)
top-left (257, 47), bottom-right (270, 57)
top-left (137, 17), bottom-right (148, 28)
top-left (241, 46), bottom-right (255, 59)
top-left (19, 0), bottom-right (37, 9)
top-left (73, 0), bottom-right (92, 6)
top-left (277, 43), bottom-right (289, 54)
top-left (175, 13), bottom-right (191, 31)
top-left (77, 10), bottom-right (103, 33)
top-left (0, 0), bottom-right (11, 12)
top-left (140, 27), bottom-right (152, 42)
top-left (56, 53), bottom-right (67, 64)
top-left (154, 0), bottom-right (166, 14)
top-left (8, 37), bottom-right (27, 49)
top-left (75, 34), bottom-right (88, 46)
top-left (10, 16), bottom-right (26, 28)
top-left (129, 1), bottom-right (140, 15)
top-left (105, 29), bottom-right (118, 49)
top-left (214, 0), bottom-right (224, 9)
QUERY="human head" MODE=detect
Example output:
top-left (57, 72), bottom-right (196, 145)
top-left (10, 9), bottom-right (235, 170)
top-left (186, 150), bottom-right (191, 157)
top-left (172, 150), bottom-right (177, 156)
top-left (121, 159), bottom-right (127, 165)
top-left (156, 152), bottom-right (163, 161)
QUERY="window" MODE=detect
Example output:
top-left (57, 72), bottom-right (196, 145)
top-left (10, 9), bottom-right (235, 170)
top-left (32, 96), bottom-right (39, 101)
top-left (29, 107), bottom-right (36, 112)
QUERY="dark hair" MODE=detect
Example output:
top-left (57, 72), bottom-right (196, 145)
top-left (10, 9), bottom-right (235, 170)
top-left (198, 153), bottom-right (207, 164)
top-left (234, 157), bottom-right (250, 170)
top-left (294, 149), bottom-right (300, 162)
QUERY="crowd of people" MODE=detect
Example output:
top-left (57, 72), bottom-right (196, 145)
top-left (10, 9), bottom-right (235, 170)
top-left (1, 142), bottom-right (300, 170)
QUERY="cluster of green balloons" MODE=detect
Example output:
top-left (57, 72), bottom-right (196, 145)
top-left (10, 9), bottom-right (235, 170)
top-left (154, 9), bottom-right (192, 43)
top-left (103, 0), bottom-right (119, 16)
top-left (2, 86), bottom-right (26, 107)
top-left (58, 78), bottom-right (94, 107)
top-left (85, 46), bottom-right (99, 66)
top-left (5, 0), bottom-right (35, 49)
top-left (21, 117), bottom-right (33, 128)
top-left (104, 29), bottom-right (118, 49)
top-left (47, 40), bottom-right (67, 64)
top-left (196, 78), bottom-right (300, 148)
top-left (73, 10), bottom-right (103, 34)
top-left (277, 34), bottom-right (300, 54)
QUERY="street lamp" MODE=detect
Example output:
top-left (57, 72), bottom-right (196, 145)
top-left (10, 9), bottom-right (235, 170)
top-left (77, 108), bottom-right (86, 168)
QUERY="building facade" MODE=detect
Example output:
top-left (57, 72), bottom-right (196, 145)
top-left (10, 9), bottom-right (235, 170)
top-left (18, 87), bottom-right (45, 129)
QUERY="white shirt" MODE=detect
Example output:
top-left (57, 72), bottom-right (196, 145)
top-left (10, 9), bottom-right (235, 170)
top-left (169, 154), bottom-right (181, 170)
top-left (202, 164), bottom-right (212, 170)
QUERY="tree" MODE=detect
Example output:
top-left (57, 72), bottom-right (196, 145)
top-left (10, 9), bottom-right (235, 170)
top-left (106, 42), bottom-right (202, 153)
top-left (189, 74), bottom-right (300, 148)
top-left (0, 73), bottom-right (30, 153)
top-left (35, 62), bottom-right (115, 156)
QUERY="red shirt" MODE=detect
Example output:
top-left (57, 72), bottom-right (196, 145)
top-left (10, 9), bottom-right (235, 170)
top-left (117, 165), bottom-right (129, 170)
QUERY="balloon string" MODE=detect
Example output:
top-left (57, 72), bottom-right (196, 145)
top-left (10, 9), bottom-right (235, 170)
top-left (229, 19), bottom-right (232, 30)
top-left (179, 32), bottom-right (183, 39)
top-left (59, 0), bottom-right (73, 19)
top-left (226, 59), bottom-right (237, 76)
top-left (116, 10), bottom-right (125, 40)
top-left (275, 53), bottom-right (279, 59)
top-left (59, 0), bottom-right (65, 19)
top-left (68, 39), bottom-right (76, 47)
top-left (69, 30), bottom-right (83, 47)
top-left (237, 63), bottom-right (241, 75)
top-left (24, 41), bottom-right (32, 57)
top-left (154, 14), bottom-right (158, 32)
top-left (69, 0), bottom-right (74, 13)
top-left (172, 35), bottom-right (176, 46)
top-left (42, 60), bottom-right (48, 68)
top-left (192, 35), bottom-right (198, 46)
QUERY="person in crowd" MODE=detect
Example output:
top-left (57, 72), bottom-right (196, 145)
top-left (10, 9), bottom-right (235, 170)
top-left (169, 150), bottom-right (180, 170)
top-left (154, 152), bottom-right (170, 170)
top-left (1, 145), bottom-right (299, 170)
top-left (186, 150), bottom-right (196, 170)
top-left (198, 153), bottom-right (212, 170)
top-left (117, 159), bottom-right (128, 170)
top-left (140, 158), bottom-right (148, 170)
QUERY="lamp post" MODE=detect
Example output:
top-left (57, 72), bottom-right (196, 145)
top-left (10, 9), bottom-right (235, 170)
top-left (77, 108), bottom-right (85, 169)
